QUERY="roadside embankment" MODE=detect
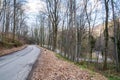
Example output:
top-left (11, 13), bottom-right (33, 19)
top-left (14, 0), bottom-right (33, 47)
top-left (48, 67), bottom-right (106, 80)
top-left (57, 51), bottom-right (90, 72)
top-left (30, 47), bottom-right (107, 80)
top-left (0, 45), bottom-right (27, 56)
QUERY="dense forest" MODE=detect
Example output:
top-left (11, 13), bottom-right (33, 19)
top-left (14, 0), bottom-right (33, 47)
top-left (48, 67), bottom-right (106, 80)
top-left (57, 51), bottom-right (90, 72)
top-left (0, 0), bottom-right (28, 48)
top-left (0, 0), bottom-right (120, 79)
top-left (31, 0), bottom-right (120, 72)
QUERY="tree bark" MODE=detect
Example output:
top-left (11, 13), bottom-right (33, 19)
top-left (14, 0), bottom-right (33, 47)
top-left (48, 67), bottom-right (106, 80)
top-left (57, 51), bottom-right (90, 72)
top-left (13, 0), bottom-right (16, 42)
top-left (111, 0), bottom-right (120, 72)
top-left (103, 0), bottom-right (109, 70)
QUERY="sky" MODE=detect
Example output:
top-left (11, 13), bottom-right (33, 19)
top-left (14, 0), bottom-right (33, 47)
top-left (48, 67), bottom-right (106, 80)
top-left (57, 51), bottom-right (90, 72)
top-left (23, 0), bottom-right (120, 28)
top-left (23, 0), bottom-right (46, 27)
top-left (25, 0), bottom-right (45, 14)
top-left (24, 0), bottom-right (103, 27)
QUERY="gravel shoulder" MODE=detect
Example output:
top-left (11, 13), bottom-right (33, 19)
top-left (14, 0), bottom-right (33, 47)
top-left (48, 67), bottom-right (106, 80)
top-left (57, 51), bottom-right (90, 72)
top-left (30, 47), bottom-right (108, 80)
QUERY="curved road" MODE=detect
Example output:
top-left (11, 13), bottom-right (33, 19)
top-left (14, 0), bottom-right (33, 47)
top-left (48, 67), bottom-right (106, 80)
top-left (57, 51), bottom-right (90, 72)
top-left (0, 45), bottom-right (40, 80)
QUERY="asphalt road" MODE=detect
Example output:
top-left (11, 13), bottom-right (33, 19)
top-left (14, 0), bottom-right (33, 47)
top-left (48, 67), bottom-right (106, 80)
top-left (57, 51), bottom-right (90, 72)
top-left (0, 45), bottom-right (40, 80)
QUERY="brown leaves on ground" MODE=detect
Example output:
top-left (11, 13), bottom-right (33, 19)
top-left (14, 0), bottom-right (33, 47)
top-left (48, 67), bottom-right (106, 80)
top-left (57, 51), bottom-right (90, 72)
top-left (0, 45), bottom-right (27, 56)
top-left (30, 48), bottom-right (108, 80)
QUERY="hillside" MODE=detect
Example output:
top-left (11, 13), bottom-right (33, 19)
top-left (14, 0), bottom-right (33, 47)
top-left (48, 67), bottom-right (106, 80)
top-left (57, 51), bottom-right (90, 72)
top-left (93, 22), bottom-right (114, 38)
top-left (29, 48), bottom-right (107, 80)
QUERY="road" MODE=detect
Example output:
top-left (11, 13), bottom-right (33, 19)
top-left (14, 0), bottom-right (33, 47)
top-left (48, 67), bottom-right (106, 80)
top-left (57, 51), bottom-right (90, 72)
top-left (0, 45), bottom-right (40, 80)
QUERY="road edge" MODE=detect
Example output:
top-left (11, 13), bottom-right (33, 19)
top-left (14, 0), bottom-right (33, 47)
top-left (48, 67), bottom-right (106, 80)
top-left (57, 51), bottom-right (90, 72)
top-left (27, 46), bottom-right (42, 80)
top-left (0, 45), bottom-right (28, 57)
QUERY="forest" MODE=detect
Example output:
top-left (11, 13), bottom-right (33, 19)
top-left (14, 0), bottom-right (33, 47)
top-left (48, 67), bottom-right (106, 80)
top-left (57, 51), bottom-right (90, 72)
top-left (0, 0), bottom-right (120, 80)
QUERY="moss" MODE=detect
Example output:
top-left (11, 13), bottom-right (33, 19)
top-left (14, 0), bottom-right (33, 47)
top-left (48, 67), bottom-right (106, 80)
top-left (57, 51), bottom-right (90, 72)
top-left (56, 53), bottom-right (72, 63)
top-left (13, 40), bottom-right (23, 47)
top-left (0, 39), bottom-right (23, 49)
top-left (107, 75), bottom-right (120, 80)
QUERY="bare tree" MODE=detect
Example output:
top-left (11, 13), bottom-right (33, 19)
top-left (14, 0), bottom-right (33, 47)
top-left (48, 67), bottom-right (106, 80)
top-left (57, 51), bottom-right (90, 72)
top-left (111, 0), bottom-right (120, 72)
top-left (12, 0), bottom-right (16, 42)
top-left (46, 0), bottom-right (61, 51)
top-left (103, 0), bottom-right (109, 70)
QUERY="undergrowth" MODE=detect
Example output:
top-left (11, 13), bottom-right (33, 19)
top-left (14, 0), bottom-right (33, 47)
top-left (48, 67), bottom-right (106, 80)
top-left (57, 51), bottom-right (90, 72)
top-left (56, 53), bottom-right (120, 80)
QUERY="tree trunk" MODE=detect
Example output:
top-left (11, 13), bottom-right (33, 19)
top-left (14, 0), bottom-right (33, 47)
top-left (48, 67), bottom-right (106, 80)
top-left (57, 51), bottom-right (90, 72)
top-left (103, 0), bottom-right (109, 70)
top-left (13, 0), bottom-right (16, 42)
top-left (111, 0), bottom-right (120, 72)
